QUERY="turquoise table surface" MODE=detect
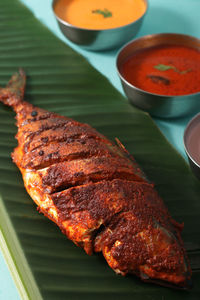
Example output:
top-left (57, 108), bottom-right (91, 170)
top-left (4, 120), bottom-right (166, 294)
top-left (0, 0), bottom-right (200, 299)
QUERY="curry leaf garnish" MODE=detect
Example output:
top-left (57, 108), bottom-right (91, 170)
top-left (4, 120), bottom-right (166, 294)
top-left (154, 64), bottom-right (173, 71)
top-left (92, 9), bottom-right (112, 18)
top-left (179, 68), bottom-right (192, 74)
top-left (154, 64), bottom-right (192, 74)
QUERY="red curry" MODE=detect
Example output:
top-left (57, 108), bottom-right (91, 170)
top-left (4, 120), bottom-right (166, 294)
top-left (121, 44), bottom-right (200, 96)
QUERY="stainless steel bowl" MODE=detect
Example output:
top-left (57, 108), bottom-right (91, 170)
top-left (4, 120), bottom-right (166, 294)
top-left (52, 0), bottom-right (148, 51)
top-left (116, 33), bottom-right (200, 118)
top-left (184, 113), bottom-right (200, 180)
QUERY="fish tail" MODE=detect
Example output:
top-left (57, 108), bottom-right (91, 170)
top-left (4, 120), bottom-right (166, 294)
top-left (0, 69), bottom-right (26, 109)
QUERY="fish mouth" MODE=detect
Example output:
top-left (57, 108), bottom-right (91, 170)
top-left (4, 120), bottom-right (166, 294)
top-left (139, 270), bottom-right (193, 290)
top-left (142, 277), bottom-right (193, 290)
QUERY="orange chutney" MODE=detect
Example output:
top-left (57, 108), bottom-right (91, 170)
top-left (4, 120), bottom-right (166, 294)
top-left (54, 0), bottom-right (147, 30)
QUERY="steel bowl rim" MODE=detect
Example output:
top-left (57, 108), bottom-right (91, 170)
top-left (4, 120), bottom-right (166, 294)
top-left (183, 112), bottom-right (200, 168)
top-left (52, 0), bottom-right (148, 33)
top-left (116, 32), bottom-right (200, 99)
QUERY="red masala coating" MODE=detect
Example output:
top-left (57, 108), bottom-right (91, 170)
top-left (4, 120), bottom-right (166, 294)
top-left (51, 179), bottom-right (188, 285)
top-left (0, 70), bottom-right (192, 289)
top-left (39, 156), bottom-right (144, 193)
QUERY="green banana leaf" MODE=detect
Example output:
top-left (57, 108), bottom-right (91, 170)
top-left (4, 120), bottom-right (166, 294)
top-left (0, 0), bottom-right (200, 299)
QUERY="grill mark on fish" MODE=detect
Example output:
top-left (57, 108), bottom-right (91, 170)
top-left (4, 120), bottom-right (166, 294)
top-left (16, 102), bottom-right (64, 126)
top-left (44, 171), bottom-right (144, 194)
top-left (18, 118), bottom-right (75, 149)
top-left (21, 112), bottom-right (55, 126)
top-left (22, 147), bottom-right (104, 170)
top-left (51, 180), bottom-right (150, 225)
top-left (23, 124), bottom-right (110, 153)
top-left (21, 118), bottom-right (73, 135)
top-left (21, 134), bottom-right (126, 170)
top-left (38, 156), bottom-right (144, 194)
top-left (18, 114), bottom-right (109, 153)
top-left (26, 133), bottom-right (83, 153)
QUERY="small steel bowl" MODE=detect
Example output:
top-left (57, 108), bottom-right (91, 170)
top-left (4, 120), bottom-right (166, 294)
top-left (116, 33), bottom-right (200, 118)
top-left (184, 113), bottom-right (200, 179)
top-left (52, 0), bottom-right (148, 51)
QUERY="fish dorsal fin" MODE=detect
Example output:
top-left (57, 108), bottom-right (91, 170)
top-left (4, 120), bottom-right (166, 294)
top-left (115, 137), bottom-right (149, 183)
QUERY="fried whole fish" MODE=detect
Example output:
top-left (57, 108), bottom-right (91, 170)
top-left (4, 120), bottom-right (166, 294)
top-left (0, 70), bottom-right (191, 289)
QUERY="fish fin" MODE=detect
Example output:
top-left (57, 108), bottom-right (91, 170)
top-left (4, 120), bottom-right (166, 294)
top-left (115, 137), bottom-right (150, 183)
top-left (0, 69), bottom-right (26, 108)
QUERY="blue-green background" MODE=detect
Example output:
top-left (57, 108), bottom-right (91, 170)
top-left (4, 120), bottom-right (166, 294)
top-left (0, 0), bottom-right (199, 299)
